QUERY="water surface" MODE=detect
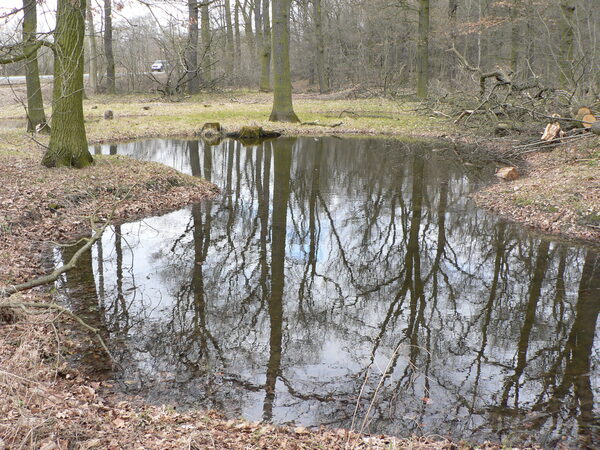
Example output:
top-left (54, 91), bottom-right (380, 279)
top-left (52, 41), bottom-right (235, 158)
top-left (62, 137), bottom-right (599, 446)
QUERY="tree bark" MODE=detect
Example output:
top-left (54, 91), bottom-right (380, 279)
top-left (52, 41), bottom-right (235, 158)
top-left (86, 1), bottom-right (98, 94)
top-left (313, 0), bottom-right (328, 93)
top-left (269, 0), bottom-right (299, 122)
top-left (416, 0), bottom-right (430, 98)
top-left (510, 0), bottom-right (521, 74)
top-left (559, 0), bottom-right (575, 87)
top-left (224, 0), bottom-right (235, 74)
top-left (448, 0), bottom-right (458, 45)
top-left (103, 0), bottom-right (115, 93)
top-left (185, 0), bottom-right (200, 94)
top-left (22, 0), bottom-right (48, 133)
top-left (253, 0), bottom-right (262, 71)
top-left (42, 0), bottom-right (93, 168)
top-left (234, 0), bottom-right (242, 74)
top-left (201, 0), bottom-right (212, 82)
top-left (259, 0), bottom-right (272, 92)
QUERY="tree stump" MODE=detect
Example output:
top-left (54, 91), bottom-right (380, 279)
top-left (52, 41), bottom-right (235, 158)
top-left (541, 115), bottom-right (561, 141)
top-left (201, 122), bottom-right (222, 133)
top-left (582, 114), bottom-right (597, 128)
top-left (225, 126), bottom-right (281, 145)
top-left (199, 122), bottom-right (223, 139)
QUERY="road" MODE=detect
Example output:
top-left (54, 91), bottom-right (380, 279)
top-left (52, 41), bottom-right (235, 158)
top-left (0, 73), bottom-right (168, 86)
top-left (1, 74), bottom-right (91, 85)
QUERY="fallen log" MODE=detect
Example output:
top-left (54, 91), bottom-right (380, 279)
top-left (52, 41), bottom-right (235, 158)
top-left (301, 120), bottom-right (343, 127)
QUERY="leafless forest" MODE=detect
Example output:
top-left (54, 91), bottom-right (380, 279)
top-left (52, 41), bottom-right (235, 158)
top-left (2, 0), bottom-right (599, 102)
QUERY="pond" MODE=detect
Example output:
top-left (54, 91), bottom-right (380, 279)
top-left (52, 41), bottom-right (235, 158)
top-left (60, 137), bottom-right (599, 447)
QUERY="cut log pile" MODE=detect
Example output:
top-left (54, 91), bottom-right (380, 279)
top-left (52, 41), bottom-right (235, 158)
top-left (509, 106), bottom-right (599, 154)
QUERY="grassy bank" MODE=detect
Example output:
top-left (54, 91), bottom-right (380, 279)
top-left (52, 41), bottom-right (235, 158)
top-left (2, 90), bottom-right (597, 243)
top-left (0, 91), bottom-right (452, 147)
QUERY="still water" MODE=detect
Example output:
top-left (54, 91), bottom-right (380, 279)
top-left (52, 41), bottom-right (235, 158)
top-left (61, 137), bottom-right (599, 446)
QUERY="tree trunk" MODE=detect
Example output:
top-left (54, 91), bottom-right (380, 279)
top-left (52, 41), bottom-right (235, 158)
top-left (416, 0), bottom-right (430, 98)
top-left (42, 0), bottom-right (93, 168)
top-left (234, 0), bottom-right (242, 74)
top-left (185, 0), bottom-right (200, 94)
top-left (103, 0), bottom-right (115, 93)
top-left (313, 0), bottom-right (328, 94)
top-left (259, 0), bottom-right (272, 92)
top-left (224, 0), bottom-right (235, 74)
top-left (253, 0), bottom-right (262, 79)
top-left (510, 0), bottom-right (520, 74)
top-left (201, 1), bottom-right (212, 82)
top-left (525, 0), bottom-right (535, 77)
top-left (449, 0), bottom-right (458, 44)
top-left (244, 0), bottom-right (256, 60)
top-left (22, 0), bottom-right (48, 133)
top-left (559, 0), bottom-right (575, 87)
top-left (86, 1), bottom-right (98, 94)
top-left (269, 0), bottom-right (298, 122)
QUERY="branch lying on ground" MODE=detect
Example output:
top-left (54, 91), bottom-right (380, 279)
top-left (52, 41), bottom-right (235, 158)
top-left (0, 300), bottom-right (114, 361)
top-left (337, 110), bottom-right (396, 119)
top-left (511, 131), bottom-right (594, 152)
top-left (301, 120), bottom-right (343, 127)
top-left (1, 215), bottom-right (114, 362)
top-left (1, 217), bottom-right (109, 298)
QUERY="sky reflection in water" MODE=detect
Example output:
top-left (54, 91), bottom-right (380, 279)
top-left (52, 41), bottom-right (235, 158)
top-left (61, 137), bottom-right (599, 446)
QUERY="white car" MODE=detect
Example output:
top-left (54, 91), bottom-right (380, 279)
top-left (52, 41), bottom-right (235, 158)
top-left (151, 60), bottom-right (167, 72)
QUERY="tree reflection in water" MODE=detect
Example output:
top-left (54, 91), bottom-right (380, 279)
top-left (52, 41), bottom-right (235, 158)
top-left (63, 137), bottom-right (600, 445)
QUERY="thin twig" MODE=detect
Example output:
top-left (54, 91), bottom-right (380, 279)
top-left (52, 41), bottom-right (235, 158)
top-left (0, 301), bottom-right (114, 362)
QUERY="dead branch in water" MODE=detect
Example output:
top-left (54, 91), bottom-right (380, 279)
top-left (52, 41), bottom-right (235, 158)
top-left (0, 216), bottom-right (114, 361)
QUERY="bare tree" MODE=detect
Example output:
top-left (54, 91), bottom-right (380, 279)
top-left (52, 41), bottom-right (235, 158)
top-left (269, 0), bottom-right (299, 122)
top-left (22, 0), bottom-right (48, 133)
top-left (104, 0), bottom-right (116, 93)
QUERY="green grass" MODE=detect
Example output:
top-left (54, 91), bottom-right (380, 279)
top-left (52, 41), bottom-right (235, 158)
top-left (1, 91), bottom-right (451, 143)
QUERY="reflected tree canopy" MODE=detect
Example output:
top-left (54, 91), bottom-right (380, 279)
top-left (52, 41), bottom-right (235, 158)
top-left (63, 137), bottom-right (600, 446)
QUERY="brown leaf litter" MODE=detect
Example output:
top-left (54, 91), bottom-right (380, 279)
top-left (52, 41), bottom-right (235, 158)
top-left (473, 141), bottom-right (600, 244)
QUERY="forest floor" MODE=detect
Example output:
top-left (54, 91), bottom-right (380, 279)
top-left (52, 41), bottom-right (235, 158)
top-left (0, 88), bottom-right (595, 448)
